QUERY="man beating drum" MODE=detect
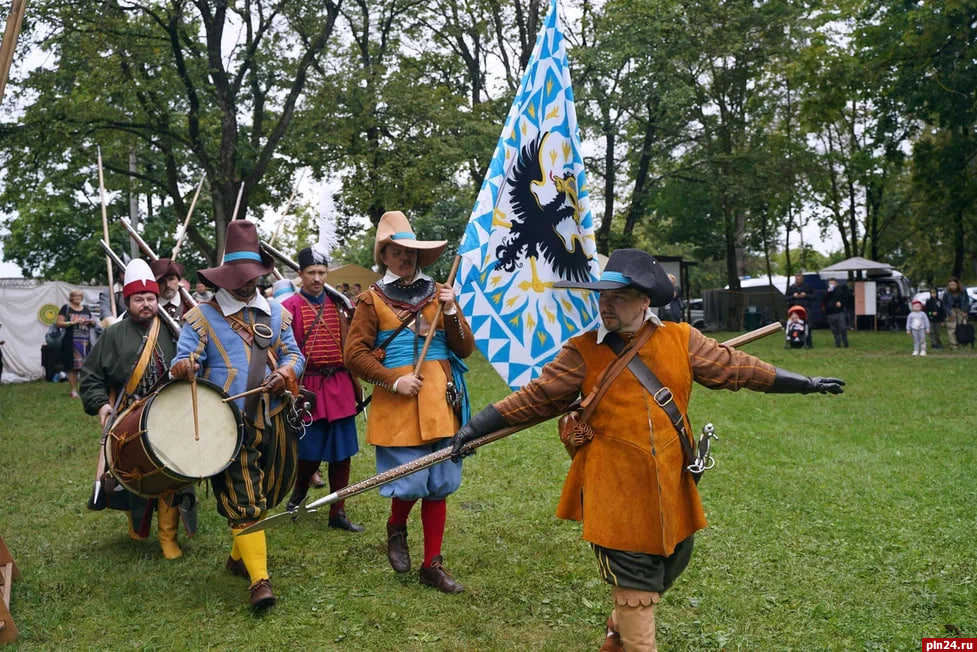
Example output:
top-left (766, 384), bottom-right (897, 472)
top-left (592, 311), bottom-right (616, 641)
top-left (80, 258), bottom-right (198, 560)
top-left (170, 220), bottom-right (305, 611)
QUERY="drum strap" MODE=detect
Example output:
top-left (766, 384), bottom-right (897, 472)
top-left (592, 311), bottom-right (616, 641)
top-left (123, 316), bottom-right (162, 397)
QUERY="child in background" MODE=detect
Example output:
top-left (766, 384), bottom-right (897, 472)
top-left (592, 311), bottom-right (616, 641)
top-left (785, 305), bottom-right (808, 349)
top-left (906, 300), bottom-right (930, 356)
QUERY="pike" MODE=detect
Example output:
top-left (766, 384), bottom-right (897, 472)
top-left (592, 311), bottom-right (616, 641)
top-left (238, 320), bottom-right (784, 535)
top-left (96, 147), bottom-right (118, 318)
top-left (170, 173), bottom-right (207, 260)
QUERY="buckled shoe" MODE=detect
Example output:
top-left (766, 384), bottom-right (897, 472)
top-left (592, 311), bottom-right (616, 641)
top-left (418, 556), bottom-right (464, 594)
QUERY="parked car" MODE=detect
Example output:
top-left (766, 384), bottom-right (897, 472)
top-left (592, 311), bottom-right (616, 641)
top-left (688, 298), bottom-right (704, 329)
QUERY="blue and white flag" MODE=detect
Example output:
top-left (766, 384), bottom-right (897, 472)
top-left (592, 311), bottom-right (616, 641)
top-left (458, 0), bottom-right (600, 390)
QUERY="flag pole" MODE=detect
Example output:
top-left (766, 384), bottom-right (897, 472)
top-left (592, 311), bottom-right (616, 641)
top-left (96, 146), bottom-right (117, 318)
top-left (171, 173), bottom-right (206, 259)
top-left (412, 255), bottom-right (461, 376)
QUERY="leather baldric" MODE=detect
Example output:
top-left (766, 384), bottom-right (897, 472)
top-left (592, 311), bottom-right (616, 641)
top-left (123, 316), bottom-right (162, 397)
top-left (207, 300), bottom-right (274, 422)
top-left (603, 330), bottom-right (699, 482)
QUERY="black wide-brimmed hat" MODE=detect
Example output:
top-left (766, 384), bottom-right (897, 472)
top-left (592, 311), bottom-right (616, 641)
top-left (554, 248), bottom-right (674, 307)
top-left (197, 220), bottom-right (275, 290)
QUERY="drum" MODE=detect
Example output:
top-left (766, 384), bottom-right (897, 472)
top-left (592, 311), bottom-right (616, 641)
top-left (105, 379), bottom-right (243, 498)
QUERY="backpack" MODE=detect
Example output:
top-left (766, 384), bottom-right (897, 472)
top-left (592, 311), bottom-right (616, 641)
top-left (45, 323), bottom-right (66, 348)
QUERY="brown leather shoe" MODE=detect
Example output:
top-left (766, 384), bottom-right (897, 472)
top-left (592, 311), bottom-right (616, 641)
top-left (386, 522), bottom-right (410, 573)
top-left (328, 509), bottom-right (364, 532)
top-left (598, 615), bottom-right (624, 652)
top-left (309, 470), bottom-right (326, 488)
top-left (418, 556), bottom-right (464, 594)
top-left (225, 556), bottom-right (249, 581)
top-left (249, 578), bottom-right (275, 610)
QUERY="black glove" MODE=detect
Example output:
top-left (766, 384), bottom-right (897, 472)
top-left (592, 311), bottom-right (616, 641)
top-left (769, 368), bottom-right (845, 395)
top-left (449, 404), bottom-right (507, 460)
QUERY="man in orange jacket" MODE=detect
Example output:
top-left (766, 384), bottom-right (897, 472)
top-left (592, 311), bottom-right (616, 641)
top-left (452, 248), bottom-right (844, 652)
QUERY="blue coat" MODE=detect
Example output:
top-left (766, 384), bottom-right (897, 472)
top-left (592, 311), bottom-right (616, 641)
top-left (173, 301), bottom-right (305, 422)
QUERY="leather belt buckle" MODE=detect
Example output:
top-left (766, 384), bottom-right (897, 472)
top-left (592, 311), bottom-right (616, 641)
top-left (653, 387), bottom-right (673, 407)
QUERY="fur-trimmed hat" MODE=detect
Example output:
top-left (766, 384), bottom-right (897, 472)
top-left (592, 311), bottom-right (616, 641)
top-left (123, 259), bottom-right (159, 299)
top-left (553, 248), bottom-right (674, 307)
top-left (197, 220), bottom-right (275, 290)
top-left (373, 211), bottom-right (447, 269)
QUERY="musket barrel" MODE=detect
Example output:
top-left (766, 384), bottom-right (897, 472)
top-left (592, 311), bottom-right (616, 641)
top-left (120, 217), bottom-right (198, 310)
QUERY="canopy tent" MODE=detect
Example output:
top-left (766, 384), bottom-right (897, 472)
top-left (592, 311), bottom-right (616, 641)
top-left (0, 279), bottom-right (107, 383)
top-left (819, 257), bottom-right (892, 275)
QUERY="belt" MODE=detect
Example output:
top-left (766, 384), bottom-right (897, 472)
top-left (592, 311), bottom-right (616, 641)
top-left (305, 366), bottom-right (346, 377)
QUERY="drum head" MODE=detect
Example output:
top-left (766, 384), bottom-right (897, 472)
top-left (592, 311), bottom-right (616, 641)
top-left (144, 380), bottom-right (242, 479)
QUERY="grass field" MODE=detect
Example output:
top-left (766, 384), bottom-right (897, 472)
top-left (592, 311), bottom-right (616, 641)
top-left (1, 329), bottom-right (975, 650)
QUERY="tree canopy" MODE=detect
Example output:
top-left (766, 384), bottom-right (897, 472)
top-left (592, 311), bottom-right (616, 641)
top-left (2, 0), bottom-right (974, 289)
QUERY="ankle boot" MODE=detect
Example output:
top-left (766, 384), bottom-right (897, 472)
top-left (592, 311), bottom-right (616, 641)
top-left (386, 522), bottom-right (410, 573)
top-left (156, 500), bottom-right (183, 560)
top-left (127, 512), bottom-right (147, 542)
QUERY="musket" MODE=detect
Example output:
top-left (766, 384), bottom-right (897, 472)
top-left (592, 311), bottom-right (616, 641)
top-left (238, 320), bottom-right (783, 536)
top-left (258, 239), bottom-right (352, 310)
top-left (99, 239), bottom-right (180, 338)
top-left (120, 217), bottom-right (198, 311)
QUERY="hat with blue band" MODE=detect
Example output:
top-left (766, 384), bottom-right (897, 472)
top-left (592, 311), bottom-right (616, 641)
top-left (197, 220), bottom-right (275, 290)
top-left (373, 210), bottom-right (448, 269)
top-left (553, 248), bottom-right (674, 307)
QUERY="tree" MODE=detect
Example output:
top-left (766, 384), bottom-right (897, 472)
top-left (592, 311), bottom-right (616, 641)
top-left (1, 0), bottom-right (343, 272)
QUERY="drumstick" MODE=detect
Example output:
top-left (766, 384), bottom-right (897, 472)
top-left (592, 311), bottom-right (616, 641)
top-left (222, 386), bottom-right (267, 403)
top-left (189, 353), bottom-right (200, 441)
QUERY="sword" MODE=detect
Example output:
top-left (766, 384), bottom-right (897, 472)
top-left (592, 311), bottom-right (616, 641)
top-left (686, 423), bottom-right (719, 476)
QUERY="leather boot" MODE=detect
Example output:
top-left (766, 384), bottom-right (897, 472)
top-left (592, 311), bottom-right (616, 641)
top-left (127, 512), bottom-right (147, 542)
top-left (156, 500), bottom-right (182, 560)
top-left (386, 522), bottom-right (410, 573)
top-left (286, 485), bottom-right (308, 512)
top-left (611, 587), bottom-right (659, 652)
top-left (599, 613), bottom-right (624, 652)
top-left (249, 578), bottom-right (275, 610)
top-left (418, 556), bottom-right (464, 594)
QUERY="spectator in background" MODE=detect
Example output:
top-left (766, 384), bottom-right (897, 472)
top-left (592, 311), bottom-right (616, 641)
top-left (192, 279), bottom-right (214, 303)
top-left (942, 277), bottom-right (971, 350)
top-left (0, 322), bottom-right (5, 381)
top-left (350, 283), bottom-right (363, 306)
top-left (822, 278), bottom-right (849, 348)
top-left (785, 273), bottom-right (814, 348)
top-left (657, 273), bottom-right (685, 322)
top-left (924, 288), bottom-right (944, 350)
top-left (56, 290), bottom-right (96, 398)
top-left (906, 300), bottom-right (930, 356)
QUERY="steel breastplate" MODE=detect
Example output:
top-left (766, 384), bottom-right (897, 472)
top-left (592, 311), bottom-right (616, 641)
top-left (372, 277), bottom-right (436, 312)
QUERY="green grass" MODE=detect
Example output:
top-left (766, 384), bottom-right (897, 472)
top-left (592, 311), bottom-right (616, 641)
top-left (1, 330), bottom-right (975, 650)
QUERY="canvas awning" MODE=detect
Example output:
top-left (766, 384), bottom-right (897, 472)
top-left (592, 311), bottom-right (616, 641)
top-left (820, 256), bottom-right (892, 274)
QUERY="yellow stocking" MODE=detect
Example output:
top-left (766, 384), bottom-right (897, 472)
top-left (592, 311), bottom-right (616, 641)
top-left (156, 500), bottom-right (182, 560)
top-left (231, 527), bottom-right (269, 585)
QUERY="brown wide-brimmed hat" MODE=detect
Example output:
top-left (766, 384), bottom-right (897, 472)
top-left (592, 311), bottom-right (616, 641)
top-left (373, 211), bottom-right (447, 270)
top-left (197, 220), bottom-right (275, 290)
top-left (149, 257), bottom-right (185, 281)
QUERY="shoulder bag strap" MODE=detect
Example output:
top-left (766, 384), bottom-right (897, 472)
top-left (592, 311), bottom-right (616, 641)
top-left (123, 316), bottom-right (162, 397)
top-left (244, 310), bottom-right (273, 422)
top-left (577, 324), bottom-right (655, 423)
top-left (604, 331), bottom-right (698, 475)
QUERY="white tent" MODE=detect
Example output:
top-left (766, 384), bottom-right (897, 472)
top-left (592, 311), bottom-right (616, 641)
top-left (0, 279), bottom-right (107, 383)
